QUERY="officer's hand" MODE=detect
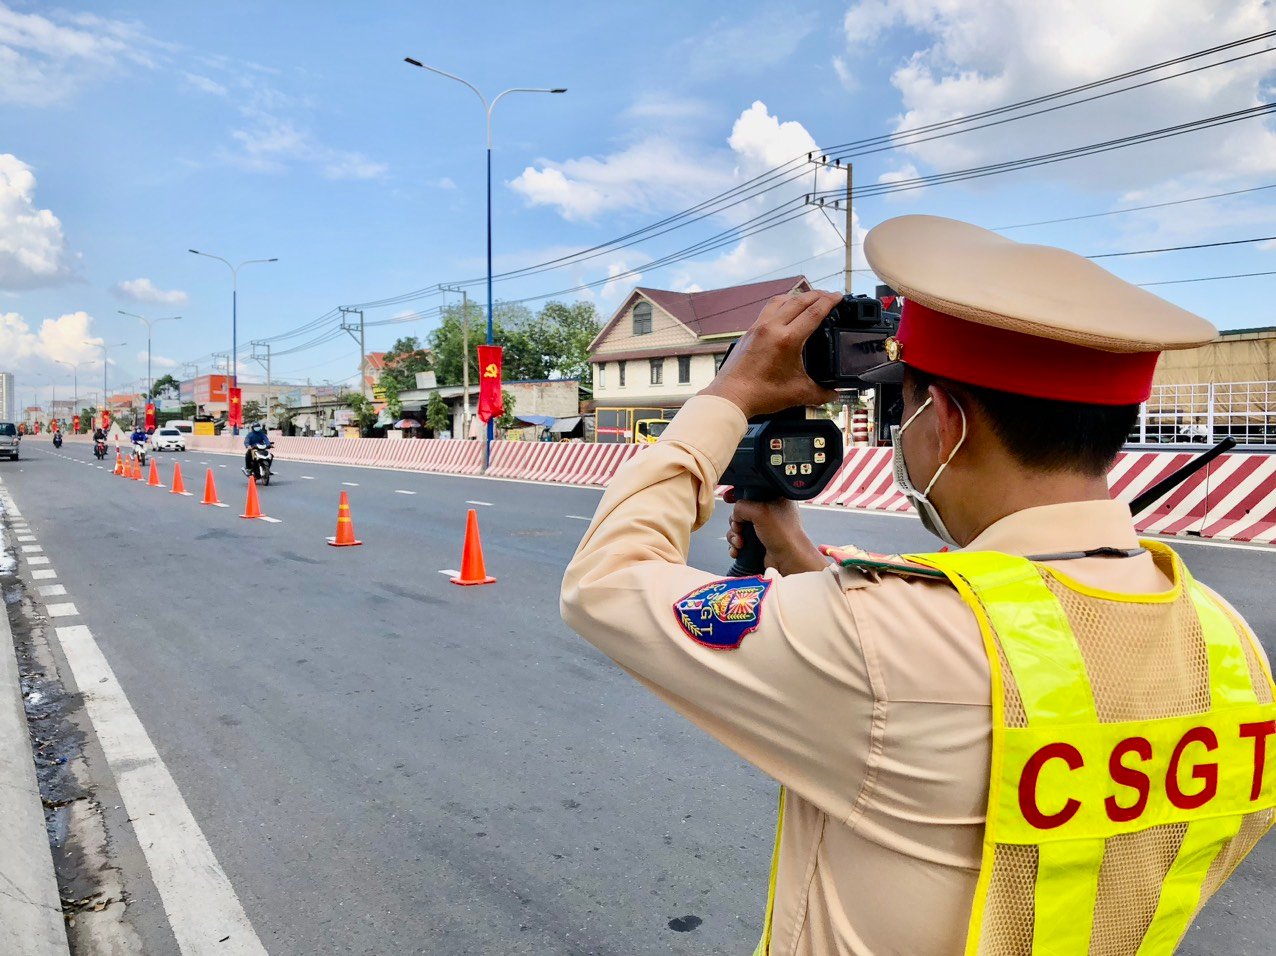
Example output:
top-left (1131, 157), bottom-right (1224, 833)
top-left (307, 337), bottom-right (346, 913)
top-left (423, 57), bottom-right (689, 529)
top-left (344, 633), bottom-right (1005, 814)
top-left (701, 290), bottom-right (841, 418)
top-left (725, 492), bottom-right (828, 576)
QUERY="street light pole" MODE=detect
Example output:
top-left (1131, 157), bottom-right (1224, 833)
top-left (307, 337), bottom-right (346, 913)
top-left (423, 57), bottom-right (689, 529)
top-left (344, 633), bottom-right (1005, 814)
top-left (189, 250), bottom-right (277, 435)
top-left (85, 341), bottom-right (127, 430)
top-left (403, 57), bottom-right (565, 468)
top-left (118, 311), bottom-right (181, 400)
top-left (58, 360), bottom-right (89, 431)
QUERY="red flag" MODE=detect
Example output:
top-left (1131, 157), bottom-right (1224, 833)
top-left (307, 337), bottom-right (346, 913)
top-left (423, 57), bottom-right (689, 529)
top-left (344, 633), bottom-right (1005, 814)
top-left (73, 415), bottom-right (81, 433)
top-left (145, 402), bottom-right (156, 430)
top-left (101, 409), bottom-right (111, 430)
top-left (477, 345), bottom-right (504, 424)
top-left (33, 422), bottom-right (40, 434)
top-left (228, 387), bottom-right (243, 427)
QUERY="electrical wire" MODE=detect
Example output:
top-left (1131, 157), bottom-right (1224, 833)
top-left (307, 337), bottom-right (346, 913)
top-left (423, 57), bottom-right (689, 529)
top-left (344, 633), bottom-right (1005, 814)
top-left (1089, 234), bottom-right (1276, 257)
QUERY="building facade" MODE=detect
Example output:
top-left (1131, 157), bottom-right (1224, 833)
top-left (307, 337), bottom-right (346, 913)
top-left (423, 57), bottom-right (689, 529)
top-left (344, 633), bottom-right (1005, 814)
top-left (589, 276), bottom-right (812, 411)
top-left (0, 372), bottom-right (13, 421)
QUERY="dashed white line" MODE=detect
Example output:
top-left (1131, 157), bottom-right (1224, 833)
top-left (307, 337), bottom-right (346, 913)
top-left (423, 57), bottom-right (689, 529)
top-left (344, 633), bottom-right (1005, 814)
top-left (342, 482), bottom-right (359, 487)
top-left (565, 515), bottom-right (592, 521)
top-left (31, 569), bottom-right (56, 580)
top-left (301, 476), bottom-right (315, 480)
top-left (395, 490), bottom-right (416, 496)
top-left (258, 516), bottom-right (282, 524)
top-left (54, 624), bottom-right (268, 953)
top-left (27, 556), bottom-right (50, 565)
top-left (466, 500), bottom-right (493, 506)
top-left (16, 534), bottom-right (35, 541)
top-left (438, 569), bottom-right (460, 577)
top-left (45, 602), bottom-right (78, 618)
top-left (37, 584), bottom-right (66, 597)
top-left (21, 544), bottom-right (42, 553)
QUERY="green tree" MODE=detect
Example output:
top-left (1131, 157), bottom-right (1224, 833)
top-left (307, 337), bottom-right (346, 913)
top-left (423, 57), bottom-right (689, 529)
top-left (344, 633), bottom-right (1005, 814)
top-left (425, 391), bottom-right (450, 434)
top-left (525, 301), bottom-right (601, 388)
top-left (149, 373), bottom-right (180, 399)
top-left (382, 376), bottom-right (404, 419)
top-left (377, 336), bottom-right (434, 393)
top-left (344, 393), bottom-right (377, 436)
top-left (179, 402), bottom-right (197, 419)
top-left (79, 407), bottom-right (96, 433)
top-left (495, 389), bottom-right (518, 432)
top-left (242, 399), bottom-right (264, 423)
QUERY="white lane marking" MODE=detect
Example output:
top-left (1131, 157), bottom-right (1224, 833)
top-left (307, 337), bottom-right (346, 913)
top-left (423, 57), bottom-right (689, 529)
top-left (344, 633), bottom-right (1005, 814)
top-left (438, 569), bottom-right (460, 577)
top-left (54, 625), bottom-right (268, 953)
top-left (342, 482), bottom-right (359, 487)
top-left (301, 476), bottom-right (315, 480)
top-left (394, 490), bottom-right (416, 495)
top-left (200, 461), bottom-right (209, 465)
top-left (218, 464), bottom-right (226, 468)
top-left (258, 516), bottom-right (282, 524)
top-left (466, 500), bottom-right (492, 506)
top-left (21, 544), bottom-right (43, 552)
top-left (37, 584), bottom-right (66, 597)
top-left (46, 602), bottom-right (78, 618)
top-left (27, 556), bottom-right (50, 565)
top-left (16, 534), bottom-right (36, 541)
top-left (207, 502), bottom-right (230, 509)
top-left (31, 569), bottom-right (56, 580)
top-left (565, 515), bottom-right (592, 521)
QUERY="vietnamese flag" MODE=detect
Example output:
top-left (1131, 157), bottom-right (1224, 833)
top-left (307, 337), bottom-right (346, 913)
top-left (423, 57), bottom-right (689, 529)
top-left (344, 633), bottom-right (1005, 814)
top-left (101, 409), bottom-right (111, 430)
top-left (228, 387), bottom-right (243, 427)
top-left (477, 345), bottom-right (504, 424)
top-left (145, 402), bottom-right (156, 430)
top-left (73, 415), bottom-right (81, 433)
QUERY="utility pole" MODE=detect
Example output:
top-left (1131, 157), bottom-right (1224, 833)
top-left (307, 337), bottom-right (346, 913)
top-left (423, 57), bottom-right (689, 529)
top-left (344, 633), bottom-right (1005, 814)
top-left (805, 154), bottom-right (854, 293)
top-left (441, 285), bottom-right (472, 438)
top-left (843, 162), bottom-right (853, 294)
top-left (339, 308), bottom-right (367, 398)
top-left (251, 341), bottom-right (273, 427)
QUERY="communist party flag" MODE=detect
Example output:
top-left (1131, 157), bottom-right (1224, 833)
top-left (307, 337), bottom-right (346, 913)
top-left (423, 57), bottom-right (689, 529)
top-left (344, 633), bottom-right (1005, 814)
top-left (477, 345), bottom-right (504, 424)
top-left (101, 409), bottom-right (111, 429)
top-left (228, 387), bottom-right (243, 427)
top-left (145, 402), bottom-right (156, 430)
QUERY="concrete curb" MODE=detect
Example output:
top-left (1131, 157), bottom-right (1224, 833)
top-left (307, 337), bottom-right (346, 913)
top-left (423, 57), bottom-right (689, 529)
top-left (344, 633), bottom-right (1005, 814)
top-left (0, 526), bottom-right (71, 954)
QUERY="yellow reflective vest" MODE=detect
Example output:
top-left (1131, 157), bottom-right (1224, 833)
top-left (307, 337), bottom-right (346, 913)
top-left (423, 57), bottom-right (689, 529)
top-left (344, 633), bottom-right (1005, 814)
top-left (755, 541), bottom-right (1276, 955)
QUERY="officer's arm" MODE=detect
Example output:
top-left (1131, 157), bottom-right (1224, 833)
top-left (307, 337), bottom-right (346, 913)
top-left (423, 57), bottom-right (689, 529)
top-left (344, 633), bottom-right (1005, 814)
top-left (561, 394), bottom-right (873, 820)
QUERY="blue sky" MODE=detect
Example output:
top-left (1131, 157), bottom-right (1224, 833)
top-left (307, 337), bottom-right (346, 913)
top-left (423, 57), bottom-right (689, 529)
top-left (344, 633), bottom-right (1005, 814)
top-left (3, 0), bottom-right (1275, 407)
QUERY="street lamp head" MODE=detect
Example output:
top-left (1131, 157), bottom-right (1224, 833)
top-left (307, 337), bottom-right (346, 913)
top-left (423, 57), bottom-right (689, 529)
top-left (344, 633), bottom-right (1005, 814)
top-left (404, 57), bottom-right (423, 67)
top-left (267, 258), bottom-right (278, 262)
top-left (551, 88), bottom-right (567, 94)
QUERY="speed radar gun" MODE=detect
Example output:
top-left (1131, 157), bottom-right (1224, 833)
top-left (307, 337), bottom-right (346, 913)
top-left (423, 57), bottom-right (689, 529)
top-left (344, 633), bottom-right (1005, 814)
top-left (723, 295), bottom-right (900, 576)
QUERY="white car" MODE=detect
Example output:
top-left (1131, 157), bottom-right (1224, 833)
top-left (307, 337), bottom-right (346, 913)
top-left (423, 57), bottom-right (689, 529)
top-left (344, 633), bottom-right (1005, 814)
top-left (150, 427), bottom-right (186, 452)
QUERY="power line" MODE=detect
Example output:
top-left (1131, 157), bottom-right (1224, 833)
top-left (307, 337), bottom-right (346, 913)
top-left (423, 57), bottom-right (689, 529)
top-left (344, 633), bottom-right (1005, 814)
top-left (990, 182), bottom-right (1276, 230)
top-left (1089, 234), bottom-right (1276, 258)
top-left (1137, 270), bottom-right (1276, 286)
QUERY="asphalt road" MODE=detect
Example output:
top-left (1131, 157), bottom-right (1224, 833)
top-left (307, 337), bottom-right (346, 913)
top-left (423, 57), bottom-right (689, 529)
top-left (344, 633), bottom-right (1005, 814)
top-left (3, 442), bottom-right (1275, 955)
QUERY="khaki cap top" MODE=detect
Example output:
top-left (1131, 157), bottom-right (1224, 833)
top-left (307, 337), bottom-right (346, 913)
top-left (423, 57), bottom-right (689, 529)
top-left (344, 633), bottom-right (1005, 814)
top-left (863, 215), bottom-right (1218, 353)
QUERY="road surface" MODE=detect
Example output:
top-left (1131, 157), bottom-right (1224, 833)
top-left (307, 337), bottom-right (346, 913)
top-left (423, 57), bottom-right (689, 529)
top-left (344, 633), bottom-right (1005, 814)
top-left (2, 443), bottom-right (1274, 954)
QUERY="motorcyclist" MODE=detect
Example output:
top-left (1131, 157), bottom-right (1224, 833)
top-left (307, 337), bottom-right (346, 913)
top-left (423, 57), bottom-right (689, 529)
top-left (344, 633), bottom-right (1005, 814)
top-left (93, 426), bottom-right (107, 443)
top-left (130, 425), bottom-right (148, 458)
top-left (52, 427), bottom-right (63, 447)
top-left (243, 422), bottom-right (271, 476)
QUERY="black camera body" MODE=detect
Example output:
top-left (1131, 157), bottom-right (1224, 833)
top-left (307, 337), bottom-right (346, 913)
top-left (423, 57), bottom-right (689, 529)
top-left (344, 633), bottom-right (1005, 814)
top-left (802, 294), bottom-right (900, 390)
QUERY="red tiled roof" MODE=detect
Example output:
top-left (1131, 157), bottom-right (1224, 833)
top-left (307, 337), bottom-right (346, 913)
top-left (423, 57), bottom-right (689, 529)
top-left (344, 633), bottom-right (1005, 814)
top-left (365, 352), bottom-right (389, 371)
top-left (637, 276), bottom-right (810, 337)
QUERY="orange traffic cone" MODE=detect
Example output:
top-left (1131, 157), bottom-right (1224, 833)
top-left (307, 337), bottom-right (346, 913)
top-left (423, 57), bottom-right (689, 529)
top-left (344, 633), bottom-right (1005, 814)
top-left (200, 468), bottom-right (224, 506)
top-left (147, 459), bottom-right (163, 487)
top-left (113, 452), bottom-right (124, 475)
top-left (240, 478), bottom-right (264, 519)
top-left (326, 491), bottom-right (362, 547)
top-left (130, 456), bottom-right (142, 480)
top-left (451, 509), bottom-right (495, 585)
top-left (170, 462), bottom-right (190, 496)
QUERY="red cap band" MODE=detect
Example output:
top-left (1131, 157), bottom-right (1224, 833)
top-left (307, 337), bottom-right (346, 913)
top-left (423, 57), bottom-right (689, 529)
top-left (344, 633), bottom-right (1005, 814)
top-left (897, 300), bottom-right (1159, 405)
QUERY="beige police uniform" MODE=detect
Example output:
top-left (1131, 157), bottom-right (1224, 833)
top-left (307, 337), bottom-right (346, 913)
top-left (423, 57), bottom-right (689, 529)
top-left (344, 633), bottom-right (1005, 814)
top-left (562, 394), bottom-right (1270, 955)
top-left (560, 216), bottom-right (1272, 954)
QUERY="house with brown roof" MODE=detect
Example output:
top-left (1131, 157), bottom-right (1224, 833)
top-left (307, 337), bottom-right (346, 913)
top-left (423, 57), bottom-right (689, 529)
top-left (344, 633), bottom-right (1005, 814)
top-left (589, 275), bottom-right (812, 409)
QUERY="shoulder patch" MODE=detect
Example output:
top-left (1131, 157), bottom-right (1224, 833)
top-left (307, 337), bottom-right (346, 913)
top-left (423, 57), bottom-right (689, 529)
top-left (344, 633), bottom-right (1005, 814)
top-left (674, 576), bottom-right (771, 649)
top-left (820, 544), bottom-right (949, 580)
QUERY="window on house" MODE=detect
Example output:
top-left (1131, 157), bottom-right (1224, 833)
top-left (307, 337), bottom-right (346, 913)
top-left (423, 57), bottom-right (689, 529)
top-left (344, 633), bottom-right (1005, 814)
top-left (713, 352), bottom-right (726, 373)
top-left (633, 301), bottom-right (652, 336)
top-left (677, 355), bottom-right (691, 384)
top-left (618, 361), bottom-right (627, 387)
top-left (597, 363), bottom-right (606, 388)
top-left (650, 359), bottom-right (663, 386)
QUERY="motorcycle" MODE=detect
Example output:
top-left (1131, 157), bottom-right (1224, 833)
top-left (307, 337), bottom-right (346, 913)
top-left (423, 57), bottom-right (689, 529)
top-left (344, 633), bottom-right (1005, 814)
top-left (132, 441), bottom-right (147, 467)
top-left (93, 440), bottom-right (107, 460)
top-left (52, 433), bottom-right (63, 448)
top-left (248, 443), bottom-right (275, 486)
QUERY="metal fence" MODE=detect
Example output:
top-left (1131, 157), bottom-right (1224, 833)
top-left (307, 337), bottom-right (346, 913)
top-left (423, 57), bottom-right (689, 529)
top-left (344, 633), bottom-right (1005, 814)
top-left (1132, 381), bottom-right (1276, 445)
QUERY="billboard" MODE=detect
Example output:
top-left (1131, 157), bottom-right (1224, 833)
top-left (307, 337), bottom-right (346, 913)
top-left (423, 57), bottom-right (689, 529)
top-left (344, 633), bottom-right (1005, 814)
top-left (194, 374), bottom-right (230, 404)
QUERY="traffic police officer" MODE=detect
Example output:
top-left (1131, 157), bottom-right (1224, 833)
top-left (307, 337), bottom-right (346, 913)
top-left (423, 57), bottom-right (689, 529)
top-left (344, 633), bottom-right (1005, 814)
top-left (560, 215), bottom-right (1275, 955)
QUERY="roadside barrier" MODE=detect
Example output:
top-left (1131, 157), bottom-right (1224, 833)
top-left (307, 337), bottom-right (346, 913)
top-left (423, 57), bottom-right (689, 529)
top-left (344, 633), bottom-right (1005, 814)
top-left (68, 433), bottom-right (1276, 544)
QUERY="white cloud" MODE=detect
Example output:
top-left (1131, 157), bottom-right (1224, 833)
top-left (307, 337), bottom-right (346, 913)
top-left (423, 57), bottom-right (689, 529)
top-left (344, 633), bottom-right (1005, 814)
top-left (431, 176), bottom-right (457, 191)
top-left (840, 0), bottom-right (1276, 190)
top-left (112, 277), bottom-right (188, 305)
top-left (227, 108), bottom-right (387, 180)
top-left (0, 2), bottom-right (164, 106)
top-left (0, 154), bottom-right (76, 290)
top-left (0, 310), bottom-right (101, 365)
top-left (183, 71), bottom-right (226, 96)
top-left (137, 351), bottom-right (178, 369)
top-left (677, 7), bottom-right (817, 79)
top-left (510, 138), bottom-right (731, 222)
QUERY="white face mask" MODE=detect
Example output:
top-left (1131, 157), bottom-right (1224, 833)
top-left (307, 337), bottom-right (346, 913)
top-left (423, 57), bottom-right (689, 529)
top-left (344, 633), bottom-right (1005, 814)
top-left (890, 394), bottom-right (968, 547)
